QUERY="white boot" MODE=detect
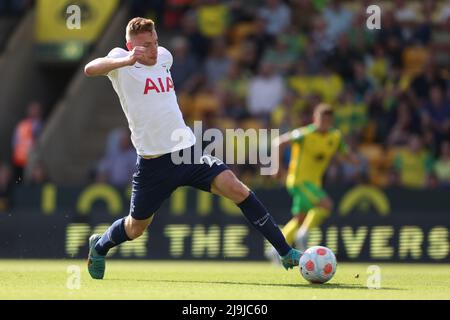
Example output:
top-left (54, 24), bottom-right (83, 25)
top-left (264, 246), bottom-right (281, 265)
top-left (295, 229), bottom-right (309, 252)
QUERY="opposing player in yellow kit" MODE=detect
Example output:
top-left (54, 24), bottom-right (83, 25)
top-left (269, 104), bottom-right (359, 257)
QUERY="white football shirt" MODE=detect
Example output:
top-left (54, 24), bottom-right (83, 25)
top-left (107, 47), bottom-right (196, 156)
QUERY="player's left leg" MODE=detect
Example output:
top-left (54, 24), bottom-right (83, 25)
top-left (210, 170), bottom-right (302, 270)
top-left (281, 187), bottom-right (308, 246)
top-left (94, 215), bottom-right (154, 255)
top-left (296, 195), bottom-right (333, 252)
top-left (281, 214), bottom-right (306, 246)
top-left (88, 154), bottom-right (177, 279)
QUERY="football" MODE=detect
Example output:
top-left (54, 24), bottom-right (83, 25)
top-left (299, 246), bottom-right (337, 284)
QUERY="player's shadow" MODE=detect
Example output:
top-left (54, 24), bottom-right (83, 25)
top-left (168, 280), bottom-right (401, 290)
top-left (108, 278), bottom-right (402, 290)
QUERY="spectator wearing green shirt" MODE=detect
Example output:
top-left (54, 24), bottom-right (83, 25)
top-left (262, 37), bottom-right (299, 75)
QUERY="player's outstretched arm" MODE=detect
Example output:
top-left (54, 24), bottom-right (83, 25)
top-left (273, 132), bottom-right (292, 147)
top-left (84, 46), bottom-right (145, 77)
top-left (269, 132), bottom-right (292, 176)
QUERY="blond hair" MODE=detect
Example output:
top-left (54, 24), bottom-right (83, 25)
top-left (126, 17), bottom-right (155, 41)
top-left (314, 103), bottom-right (333, 116)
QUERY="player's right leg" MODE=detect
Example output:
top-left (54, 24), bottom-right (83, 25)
top-left (266, 188), bottom-right (306, 263)
top-left (88, 155), bottom-right (175, 279)
top-left (210, 170), bottom-right (302, 270)
top-left (266, 185), bottom-right (309, 257)
top-left (88, 215), bottom-right (154, 280)
top-left (266, 213), bottom-right (305, 264)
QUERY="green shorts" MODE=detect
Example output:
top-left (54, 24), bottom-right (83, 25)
top-left (288, 182), bottom-right (327, 215)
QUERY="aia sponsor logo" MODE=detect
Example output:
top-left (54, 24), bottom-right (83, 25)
top-left (144, 77), bottom-right (175, 94)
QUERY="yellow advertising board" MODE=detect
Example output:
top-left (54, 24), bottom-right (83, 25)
top-left (35, 0), bottom-right (119, 61)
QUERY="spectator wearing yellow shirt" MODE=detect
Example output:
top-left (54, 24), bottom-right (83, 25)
top-left (393, 135), bottom-right (434, 188)
top-left (311, 67), bottom-right (344, 104)
top-left (333, 89), bottom-right (368, 136)
top-left (367, 44), bottom-right (389, 88)
top-left (288, 65), bottom-right (343, 104)
top-left (434, 141), bottom-right (450, 187)
top-left (196, 0), bottom-right (230, 38)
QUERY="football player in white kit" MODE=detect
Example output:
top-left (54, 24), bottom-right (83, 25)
top-left (84, 17), bottom-right (301, 279)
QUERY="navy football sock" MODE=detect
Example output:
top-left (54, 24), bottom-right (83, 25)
top-left (94, 218), bottom-right (131, 256)
top-left (237, 192), bottom-right (291, 256)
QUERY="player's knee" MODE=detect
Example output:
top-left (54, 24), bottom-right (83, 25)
top-left (125, 217), bottom-right (148, 240)
top-left (127, 225), bottom-right (146, 240)
top-left (229, 180), bottom-right (250, 203)
top-left (295, 214), bottom-right (306, 223)
top-left (320, 198), bottom-right (333, 212)
top-left (215, 170), bottom-right (249, 203)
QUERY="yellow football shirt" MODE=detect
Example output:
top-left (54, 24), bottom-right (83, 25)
top-left (286, 124), bottom-right (347, 188)
top-left (394, 149), bottom-right (434, 188)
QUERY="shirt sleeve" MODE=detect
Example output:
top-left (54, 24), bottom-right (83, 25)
top-left (289, 128), bottom-right (305, 143)
top-left (158, 46), bottom-right (174, 69)
top-left (106, 47), bottom-right (129, 78)
top-left (107, 47), bottom-right (128, 59)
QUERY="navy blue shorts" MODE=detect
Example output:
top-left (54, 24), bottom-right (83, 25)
top-left (130, 146), bottom-right (229, 220)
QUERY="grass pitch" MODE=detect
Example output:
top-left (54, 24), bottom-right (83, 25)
top-left (0, 260), bottom-right (449, 300)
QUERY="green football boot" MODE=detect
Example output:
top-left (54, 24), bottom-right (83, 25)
top-left (281, 248), bottom-right (303, 270)
top-left (87, 234), bottom-right (106, 280)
